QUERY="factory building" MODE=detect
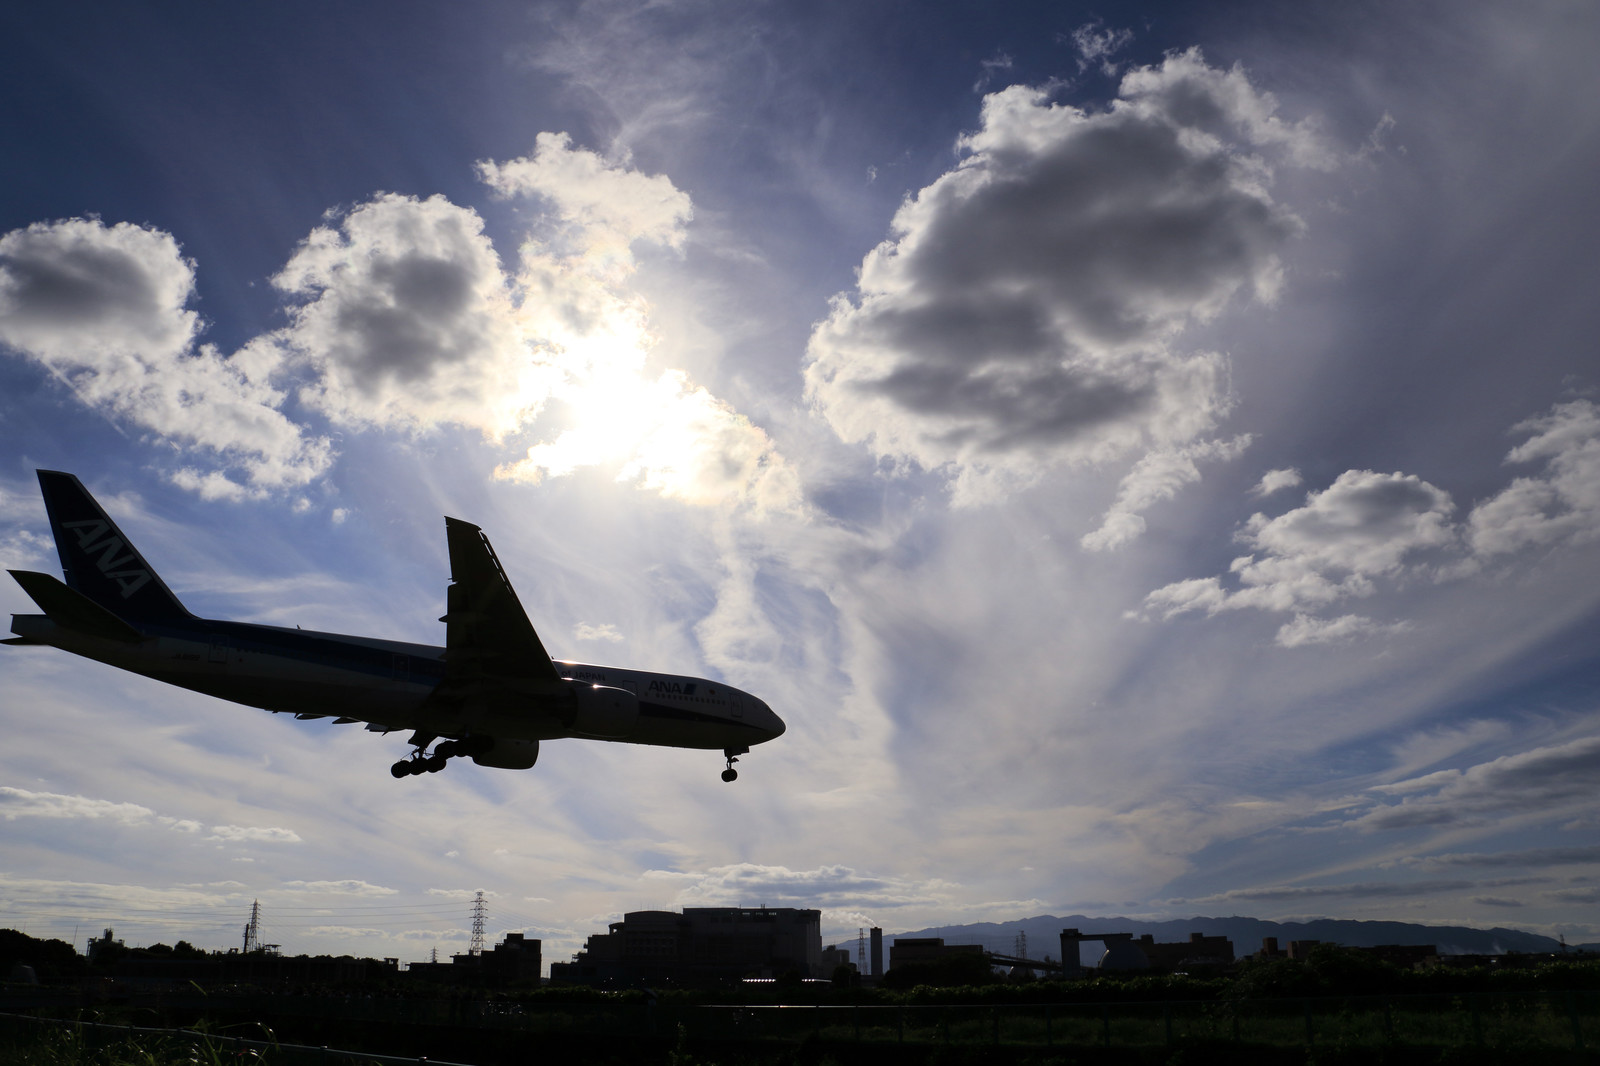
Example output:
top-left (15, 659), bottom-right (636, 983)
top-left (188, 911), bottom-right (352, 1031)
top-left (551, 906), bottom-right (821, 986)
top-left (888, 937), bottom-right (986, 970)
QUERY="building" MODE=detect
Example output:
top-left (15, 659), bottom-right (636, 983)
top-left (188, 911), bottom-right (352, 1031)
top-left (888, 937), bottom-right (985, 969)
top-left (1136, 932), bottom-right (1235, 971)
top-left (820, 944), bottom-right (854, 974)
top-left (551, 906), bottom-right (821, 986)
top-left (407, 933), bottom-right (541, 987)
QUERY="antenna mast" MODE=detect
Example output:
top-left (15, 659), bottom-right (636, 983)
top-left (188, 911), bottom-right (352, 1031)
top-left (470, 891), bottom-right (487, 955)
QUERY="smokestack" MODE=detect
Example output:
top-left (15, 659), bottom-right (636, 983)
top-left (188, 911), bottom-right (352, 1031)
top-left (870, 927), bottom-right (882, 976)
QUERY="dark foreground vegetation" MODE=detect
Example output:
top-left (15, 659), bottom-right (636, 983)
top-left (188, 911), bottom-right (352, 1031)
top-left (4, 930), bottom-right (1599, 1065)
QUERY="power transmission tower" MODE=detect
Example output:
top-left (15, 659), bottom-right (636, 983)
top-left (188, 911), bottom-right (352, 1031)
top-left (243, 900), bottom-right (261, 953)
top-left (470, 891), bottom-right (486, 955)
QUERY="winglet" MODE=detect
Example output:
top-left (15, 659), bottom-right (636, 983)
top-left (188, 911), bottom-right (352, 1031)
top-left (36, 471), bottom-right (192, 627)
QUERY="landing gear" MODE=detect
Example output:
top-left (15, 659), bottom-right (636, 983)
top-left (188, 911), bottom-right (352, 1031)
top-left (390, 753), bottom-right (448, 777)
top-left (722, 746), bottom-right (748, 783)
top-left (390, 733), bottom-right (454, 778)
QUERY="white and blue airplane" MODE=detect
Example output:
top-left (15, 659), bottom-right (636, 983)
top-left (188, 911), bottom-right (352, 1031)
top-left (5, 471), bottom-right (784, 782)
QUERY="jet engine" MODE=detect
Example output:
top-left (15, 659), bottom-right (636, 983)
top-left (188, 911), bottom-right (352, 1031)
top-left (566, 681), bottom-right (639, 739)
top-left (469, 737), bottom-right (539, 769)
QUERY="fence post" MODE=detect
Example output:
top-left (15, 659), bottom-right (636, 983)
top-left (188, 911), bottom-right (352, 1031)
top-left (1470, 994), bottom-right (1482, 1047)
top-left (1045, 1003), bottom-right (1052, 1046)
top-left (1303, 999), bottom-right (1314, 1046)
top-left (1568, 991), bottom-right (1584, 1051)
top-left (992, 1007), bottom-right (999, 1045)
top-left (1102, 1003), bottom-right (1110, 1047)
top-left (897, 1005), bottom-right (903, 1044)
top-left (1164, 1001), bottom-right (1172, 1045)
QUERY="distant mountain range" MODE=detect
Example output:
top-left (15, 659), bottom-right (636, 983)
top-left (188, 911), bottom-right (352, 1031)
top-left (883, 915), bottom-right (1599, 962)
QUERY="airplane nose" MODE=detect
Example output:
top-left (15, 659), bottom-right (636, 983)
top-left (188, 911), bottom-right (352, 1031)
top-left (764, 701), bottom-right (786, 739)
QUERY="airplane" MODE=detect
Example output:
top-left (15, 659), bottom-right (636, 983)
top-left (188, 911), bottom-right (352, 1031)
top-left (5, 471), bottom-right (784, 782)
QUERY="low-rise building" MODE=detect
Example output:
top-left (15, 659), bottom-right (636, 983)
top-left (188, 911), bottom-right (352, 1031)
top-left (1136, 932), bottom-right (1235, 970)
top-left (551, 906), bottom-right (821, 986)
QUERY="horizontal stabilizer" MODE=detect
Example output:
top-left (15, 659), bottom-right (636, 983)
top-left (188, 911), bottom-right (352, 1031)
top-left (8, 570), bottom-right (145, 642)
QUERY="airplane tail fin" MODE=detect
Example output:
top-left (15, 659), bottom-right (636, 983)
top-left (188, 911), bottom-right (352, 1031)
top-left (34, 470), bottom-right (193, 627)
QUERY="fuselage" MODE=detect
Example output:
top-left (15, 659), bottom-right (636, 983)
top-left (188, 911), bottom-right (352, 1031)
top-left (9, 612), bottom-right (785, 752)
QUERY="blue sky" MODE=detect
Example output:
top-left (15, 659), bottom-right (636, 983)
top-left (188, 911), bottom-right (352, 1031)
top-left (3, 0), bottom-right (1599, 966)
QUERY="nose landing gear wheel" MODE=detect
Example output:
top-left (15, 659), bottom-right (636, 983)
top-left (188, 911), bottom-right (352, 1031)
top-left (721, 768), bottom-right (738, 783)
top-left (721, 745), bottom-right (747, 783)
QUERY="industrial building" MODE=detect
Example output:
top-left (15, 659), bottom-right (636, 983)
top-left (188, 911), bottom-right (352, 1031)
top-left (551, 906), bottom-right (821, 986)
top-left (888, 937), bottom-right (986, 970)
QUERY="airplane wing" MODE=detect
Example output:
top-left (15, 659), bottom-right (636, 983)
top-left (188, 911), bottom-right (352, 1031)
top-left (440, 518), bottom-right (566, 691)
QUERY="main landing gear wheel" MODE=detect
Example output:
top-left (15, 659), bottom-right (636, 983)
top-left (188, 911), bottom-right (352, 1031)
top-left (392, 732), bottom-right (454, 778)
top-left (721, 745), bottom-right (748, 783)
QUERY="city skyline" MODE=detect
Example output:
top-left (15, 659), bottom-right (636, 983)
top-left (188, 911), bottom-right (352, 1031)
top-left (3, 0), bottom-right (1599, 968)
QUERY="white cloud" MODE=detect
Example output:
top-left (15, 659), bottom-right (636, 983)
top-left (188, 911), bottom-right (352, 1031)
top-left (1414, 845), bottom-right (1600, 869)
top-left (1176, 880), bottom-right (1474, 904)
top-left (206, 824), bottom-right (302, 844)
top-left (1466, 399), bottom-right (1600, 559)
top-left (0, 218), bottom-right (330, 496)
top-left (0, 786), bottom-right (154, 824)
top-left (483, 138), bottom-right (801, 515)
top-left (805, 49), bottom-right (1328, 502)
top-left (645, 862), bottom-right (953, 914)
top-left (1082, 435), bottom-right (1251, 550)
top-left (1275, 613), bottom-right (1410, 647)
top-left (1252, 467), bottom-right (1302, 497)
top-left (499, 368), bottom-right (803, 515)
top-left (282, 879), bottom-right (397, 895)
top-left (1141, 469), bottom-right (1455, 642)
top-left (1070, 21), bottom-right (1134, 73)
top-left (477, 131), bottom-right (692, 252)
top-left (1342, 735), bottom-right (1600, 833)
top-left (273, 193), bottom-right (537, 437)
top-left (1140, 400), bottom-right (1600, 644)
top-left (573, 622), bottom-right (623, 642)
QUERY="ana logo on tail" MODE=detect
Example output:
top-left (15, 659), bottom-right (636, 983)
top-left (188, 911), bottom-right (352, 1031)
top-left (62, 518), bottom-right (153, 598)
